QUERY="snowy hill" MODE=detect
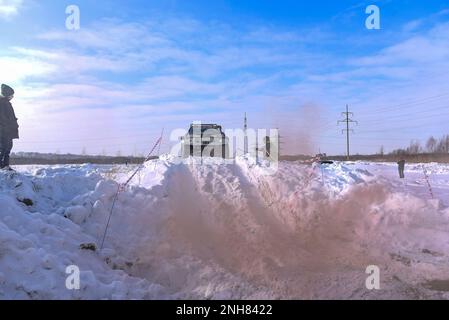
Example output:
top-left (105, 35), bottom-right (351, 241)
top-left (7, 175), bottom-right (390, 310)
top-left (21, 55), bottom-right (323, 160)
top-left (1, 158), bottom-right (449, 299)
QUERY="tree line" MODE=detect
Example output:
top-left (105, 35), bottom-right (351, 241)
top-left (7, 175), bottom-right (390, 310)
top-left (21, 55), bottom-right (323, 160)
top-left (389, 134), bottom-right (449, 155)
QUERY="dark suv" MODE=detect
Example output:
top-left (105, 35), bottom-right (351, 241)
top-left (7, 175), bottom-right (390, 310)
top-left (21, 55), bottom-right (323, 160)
top-left (181, 123), bottom-right (229, 158)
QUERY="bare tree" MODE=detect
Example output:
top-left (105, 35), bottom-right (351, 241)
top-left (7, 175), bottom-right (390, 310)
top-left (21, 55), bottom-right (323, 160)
top-left (426, 136), bottom-right (437, 153)
top-left (391, 148), bottom-right (406, 155)
top-left (390, 134), bottom-right (449, 156)
top-left (407, 140), bottom-right (421, 154)
top-left (379, 145), bottom-right (384, 156)
top-left (436, 135), bottom-right (449, 153)
top-left (443, 135), bottom-right (448, 153)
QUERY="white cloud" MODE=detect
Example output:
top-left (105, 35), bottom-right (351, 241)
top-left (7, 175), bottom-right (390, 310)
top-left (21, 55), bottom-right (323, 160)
top-left (402, 19), bottom-right (424, 33)
top-left (36, 18), bottom-right (320, 78)
top-left (0, 56), bottom-right (54, 83)
top-left (0, 0), bottom-right (22, 19)
top-left (38, 20), bottom-right (170, 51)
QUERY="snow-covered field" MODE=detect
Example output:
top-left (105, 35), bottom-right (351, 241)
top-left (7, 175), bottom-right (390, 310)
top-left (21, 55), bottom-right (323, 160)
top-left (1, 157), bottom-right (449, 300)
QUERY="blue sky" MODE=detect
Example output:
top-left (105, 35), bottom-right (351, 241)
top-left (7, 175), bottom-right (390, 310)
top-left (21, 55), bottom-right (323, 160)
top-left (1, 0), bottom-right (449, 156)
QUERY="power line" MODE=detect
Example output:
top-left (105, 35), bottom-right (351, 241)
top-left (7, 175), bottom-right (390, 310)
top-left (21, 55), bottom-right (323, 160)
top-left (357, 104), bottom-right (449, 121)
top-left (353, 93), bottom-right (449, 117)
top-left (357, 118), bottom-right (449, 133)
top-left (359, 108), bottom-right (449, 123)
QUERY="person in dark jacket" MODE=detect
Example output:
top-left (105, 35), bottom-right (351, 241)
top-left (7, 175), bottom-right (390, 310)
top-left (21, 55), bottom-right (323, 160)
top-left (0, 84), bottom-right (19, 170)
top-left (397, 159), bottom-right (405, 179)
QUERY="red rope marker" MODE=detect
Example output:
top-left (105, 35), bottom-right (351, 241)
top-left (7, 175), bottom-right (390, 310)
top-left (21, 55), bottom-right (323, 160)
top-left (100, 129), bottom-right (164, 250)
top-left (422, 164), bottom-right (434, 199)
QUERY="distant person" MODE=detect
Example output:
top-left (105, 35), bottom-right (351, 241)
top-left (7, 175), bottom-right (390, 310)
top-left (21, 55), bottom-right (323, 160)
top-left (0, 84), bottom-right (19, 171)
top-left (397, 159), bottom-right (405, 179)
top-left (264, 136), bottom-right (271, 158)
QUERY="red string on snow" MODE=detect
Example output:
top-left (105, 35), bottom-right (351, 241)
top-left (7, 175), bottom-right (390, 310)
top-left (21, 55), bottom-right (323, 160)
top-left (421, 164), bottom-right (434, 199)
top-left (100, 130), bottom-right (164, 250)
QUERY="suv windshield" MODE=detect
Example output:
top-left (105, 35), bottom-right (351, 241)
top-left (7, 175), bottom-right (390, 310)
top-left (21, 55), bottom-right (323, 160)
top-left (188, 124), bottom-right (222, 134)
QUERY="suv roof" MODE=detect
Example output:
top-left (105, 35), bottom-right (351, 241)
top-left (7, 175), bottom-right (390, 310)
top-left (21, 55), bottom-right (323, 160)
top-left (188, 123), bottom-right (223, 133)
top-left (190, 123), bottom-right (221, 128)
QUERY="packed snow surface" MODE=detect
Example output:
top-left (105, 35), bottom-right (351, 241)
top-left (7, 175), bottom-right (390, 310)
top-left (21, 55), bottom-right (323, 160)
top-left (1, 157), bottom-right (449, 299)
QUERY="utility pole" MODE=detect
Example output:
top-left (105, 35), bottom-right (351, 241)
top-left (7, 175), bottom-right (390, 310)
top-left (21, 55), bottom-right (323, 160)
top-left (277, 127), bottom-right (283, 158)
top-left (338, 105), bottom-right (358, 161)
top-left (244, 112), bottom-right (248, 154)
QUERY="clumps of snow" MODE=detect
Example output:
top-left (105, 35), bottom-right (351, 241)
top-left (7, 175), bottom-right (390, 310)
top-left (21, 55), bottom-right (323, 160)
top-left (407, 162), bottom-right (449, 175)
top-left (64, 205), bottom-right (90, 225)
top-left (0, 169), bottom-right (170, 300)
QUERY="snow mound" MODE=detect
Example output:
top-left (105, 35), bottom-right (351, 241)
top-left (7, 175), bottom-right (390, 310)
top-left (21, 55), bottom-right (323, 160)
top-left (0, 168), bottom-right (168, 299)
top-left (1, 158), bottom-right (449, 299)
